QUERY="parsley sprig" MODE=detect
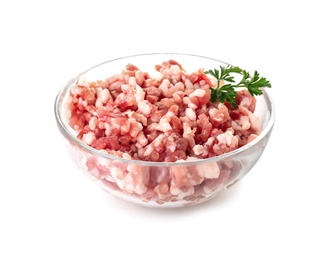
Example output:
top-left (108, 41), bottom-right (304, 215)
top-left (205, 66), bottom-right (271, 108)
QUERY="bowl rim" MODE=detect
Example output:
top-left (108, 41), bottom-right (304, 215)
top-left (54, 52), bottom-right (275, 166)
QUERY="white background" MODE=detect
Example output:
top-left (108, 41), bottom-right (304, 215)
top-left (1, 0), bottom-right (327, 259)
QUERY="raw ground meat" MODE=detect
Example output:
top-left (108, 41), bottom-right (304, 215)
top-left (64, 59), bottom-right (261, 206)
top-left (67, 59), bottom-right (259, 162)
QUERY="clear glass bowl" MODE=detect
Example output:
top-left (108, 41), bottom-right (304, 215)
top-left (54, 53), bottom-right (275, 208)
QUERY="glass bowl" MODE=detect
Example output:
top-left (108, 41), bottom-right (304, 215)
top-left (54, 53), bottom-right (275, 208)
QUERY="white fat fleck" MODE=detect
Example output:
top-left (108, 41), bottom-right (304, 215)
top-left (147, 123), bottom-right (158, 131)
top-left (151, 71), bottom-right (164, 81)
top-left (82, 132), bottom-right (95, 145)
top-left (135, 85), bottom-right (145, 102)
top-left (188, 102), bottom-right (198, 109)
top-left (138, 100), bottom-right (152, 115)
top-left (170, 65), bottom-right (181, 75)
top-left (207, 74), bottom-right (218, 87)
top-left (80, 156), bottom-right (88, 171)
top-left (191, 89), bottom-right (206, 98)
top-left (204, 137), bottom-right (215, 146)
top-left (160, 122), bottom-right (172, 132)
top-left (249, 114), bottom-right (260, 131)
top-left (124, 184), bottom-right (134, 194)
top-left (184, 79), bottom-right (193, 89)
top-left (122, 153), bottom-right (132, 160)
top-left (125, 110), bottom-right (134, 117)
top-left (194, 161), bottom-right (219, 179)
top-left (128, 77), bottom-right (137, 87)
top-left (185, 107), bottom-right (196, 121)
top-left (165, 110), bottom-right (175, 117)
top-left (104, 122), bottom-right (111, 136)
top-left (158, 115), bottom-right (172, 132)
top-left (153, 134), bottom-right (165, 146)
top-left (121, 84), bottom-right (131, 92)
top-left (64, 107), bottom-right (72, 119)
top-left (240, 115), bottom-right (251, 130)
top-left (77, 77), bottom-right (89, 87)
top-left (240, 97), bottom-right (251, 108)
top-left (97, 157), bottom-right (110, 169)
top-left (104, 175), bottom-right (115, 182)
top-left (96, 88), bottom-right (109, 107)
top-left (192, 144), bottom-right (204, 155)
top-left (135, 184), bottom-right (147, 195)
top-left (182, 96), bottom-right (190, 105)
top-left (208, 107), bottom-right (218, 117)
top-left (166, 143), bottom-right (176, 153)
top-left (111, 167), bottom-right (124, 180)
top-left (217, 131), bottom-right (234, 146)
top-left (231, 121), bottom-right (241, 131)
top-left (95, 98), bottom-right (103, 108)
top-left (226, 135), bottom-right (232, 146)
top-left (203, 162), bottom-right (220, 179)
top-left (183, 96), bottom-right (198, 109)
top-left (143, 145), bottom-right (154, 157)
top-left (182, 123), bottom-right (195, 137)
top-left (99, 88), bottom-right (110, 103)
top-left (159, 78), bottom-right (170, 97)
top-left (146, 135), bottom-right (164, 153)
top-left (170, 185), bottom-right (181, 196)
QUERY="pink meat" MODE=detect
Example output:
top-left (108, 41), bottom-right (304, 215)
top-left (65, 60), bottom-right (261, 205)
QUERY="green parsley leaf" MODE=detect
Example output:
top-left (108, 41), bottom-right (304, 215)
top-left (205, 66), bottom-right (271, 108)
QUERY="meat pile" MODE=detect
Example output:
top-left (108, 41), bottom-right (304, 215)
top-left (65, 59), bottom-right (260, 206)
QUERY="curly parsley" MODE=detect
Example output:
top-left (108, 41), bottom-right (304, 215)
top-left (205, 66), bottom-right (271, 108)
